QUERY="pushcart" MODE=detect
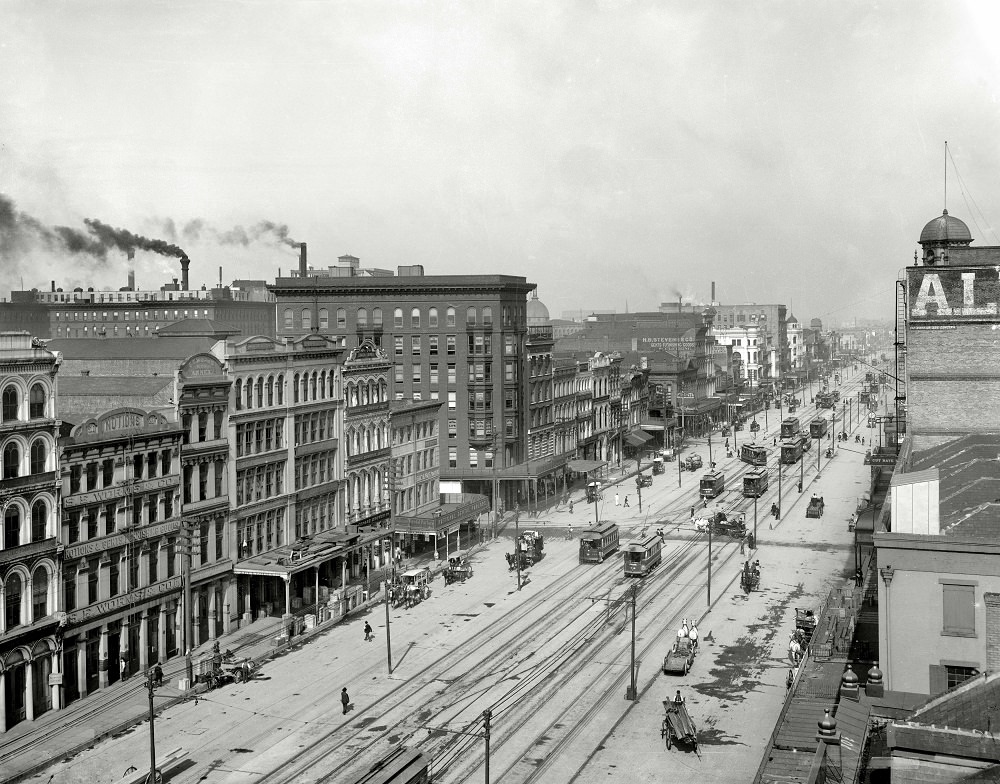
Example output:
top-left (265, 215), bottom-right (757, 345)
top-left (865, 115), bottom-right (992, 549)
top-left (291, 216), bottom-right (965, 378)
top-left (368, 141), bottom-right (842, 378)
top-left (661, 699), bottom-right (698, 752)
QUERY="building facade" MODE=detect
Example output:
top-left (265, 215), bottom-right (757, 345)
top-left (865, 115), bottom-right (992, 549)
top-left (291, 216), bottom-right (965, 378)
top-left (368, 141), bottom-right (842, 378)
top-left (0, 333), bottom-right (62, 732)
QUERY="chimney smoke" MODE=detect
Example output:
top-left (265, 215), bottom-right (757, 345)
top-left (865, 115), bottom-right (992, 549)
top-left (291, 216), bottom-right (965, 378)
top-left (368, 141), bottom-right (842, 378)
top-left (181, 255), bottom-right (190, 291)
top-left (299, 242), bottom-right (307, 277)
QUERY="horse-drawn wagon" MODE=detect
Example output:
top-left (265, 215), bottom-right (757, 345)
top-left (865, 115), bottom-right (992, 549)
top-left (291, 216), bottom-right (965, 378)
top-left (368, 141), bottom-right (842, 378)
top-left (444, 552), bottom-right (474, 585)
top-left (661, 696), bottom-right (698, 752)
top-left (662, 638), bottom-right (696, 675)
top-left (806, 495), bottom-right (825, 518)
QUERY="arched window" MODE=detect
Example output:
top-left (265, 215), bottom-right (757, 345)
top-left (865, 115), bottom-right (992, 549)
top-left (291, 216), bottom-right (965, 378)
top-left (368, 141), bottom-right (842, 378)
top-left (276, 375), bottom-right (284, 405)
top-left (373, 308), bottom-right (383, 326)
top-left (301, 309), bottom-right (312, 331)
top-left (4, 505), bottom-right (20, 548)
top-left (447, 307), bottom-right (456, 327)
top-left (234, 379), bottom-right (243, 410)
top-left (429, 307), bottom-right (438, 327)
top-left (255, 377), bottom-right (264, 407)
top-left (3, 442), bottom-right (20, 479)
top-left (310, 372), bottom-right (318, 400)
top-left (31, 567), bottom-right (48, 620)
top-left (318, 308), bottom-right (329, 329)
top-left (266, 376), bottom-right (274, 406)
top-left (483, 306), bottom-right (493, 326)
top-left (319, 371), bottom-right (327, 400)
top-left (5, 572), bottom-right (22, 629)
top-left (357, 308), bottom-right (368, 327)
top-left (337, 308), bottom-right (346, 328)
top-left (293, 374), bottom-right (300, 404)
top-left (30, 439), bottom-right (47, 474)
top-left (411, 307), bottom-right (421, 328)
top-left (466, 307), bottom-right (477, 326)
top-left (283, 308), bottom-right (293, 329)
top-left (244, 378), bottom-right (252, 410)
top-left (31, 500), bottom-right (47, 541)
top-left (394, 308), bottom-right (403, 328)
top-left (29, 383), bottom-right (46, 419)
top-left (2, 386), bottom-right (18, 422)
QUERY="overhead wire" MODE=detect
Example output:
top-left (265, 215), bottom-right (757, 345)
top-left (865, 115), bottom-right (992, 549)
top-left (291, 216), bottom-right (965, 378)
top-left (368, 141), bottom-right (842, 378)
top-left (948, 146), bottom-right (1000, 244)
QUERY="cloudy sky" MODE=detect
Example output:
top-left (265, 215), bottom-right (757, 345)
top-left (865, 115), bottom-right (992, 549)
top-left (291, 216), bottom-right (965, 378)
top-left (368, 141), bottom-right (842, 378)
top-left (3, 1), bottom-right (1000, 325)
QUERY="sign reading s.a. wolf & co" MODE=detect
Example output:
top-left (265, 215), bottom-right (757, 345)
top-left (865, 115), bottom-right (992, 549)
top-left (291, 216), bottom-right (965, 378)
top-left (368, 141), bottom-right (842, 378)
top-left (908, 267), bottom-right (1000, 321)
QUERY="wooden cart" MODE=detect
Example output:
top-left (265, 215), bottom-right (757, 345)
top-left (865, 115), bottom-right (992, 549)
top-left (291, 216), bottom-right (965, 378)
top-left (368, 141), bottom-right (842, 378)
top-left (661, 699), bottom-right (698, 752)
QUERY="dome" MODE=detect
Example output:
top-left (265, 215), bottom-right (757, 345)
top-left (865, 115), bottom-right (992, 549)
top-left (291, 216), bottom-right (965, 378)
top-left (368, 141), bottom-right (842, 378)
top-left (527, 291), bottom-right (550, 325)
top-left (919, 209), bottom-right (972, 244)
top-left (786, 312), bottom-right (798, 325)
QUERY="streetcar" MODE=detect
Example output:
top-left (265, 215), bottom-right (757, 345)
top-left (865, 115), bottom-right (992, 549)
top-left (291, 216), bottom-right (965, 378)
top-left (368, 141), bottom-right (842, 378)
top-left (579, 521), bottom-right (620, 563)
top-left (624, 534), bottom-right (662, 577)
top-left (739, 443), bottom-right (768, 467)
top-left (699, 470), bottom-right (725, 499)
top-left (781, 439), bottom-right (803, 464)
top-left (742, 467), bottom-right (769, 498)
top-left (780, 417), bottom-right (801, 441)
top-left (815, 392), bottom-right (835, 409)
top-left (347, 747), bottom-right (430, 784)
top-left (809, 418), bottom-right (829, 439)
top-left (799, 433), bottom-right (812, 452)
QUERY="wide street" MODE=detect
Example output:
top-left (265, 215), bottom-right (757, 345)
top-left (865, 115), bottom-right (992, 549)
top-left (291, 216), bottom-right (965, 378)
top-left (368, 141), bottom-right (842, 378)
top-left (21, 371), bottom-right (878, 784)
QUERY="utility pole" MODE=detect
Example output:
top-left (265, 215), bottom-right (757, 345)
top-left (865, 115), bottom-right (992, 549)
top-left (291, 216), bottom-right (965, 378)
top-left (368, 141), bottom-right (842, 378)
top-left (635, 453), bottom-right (643, 512)
top-left (753, 496), bottom-right (757, 544)
top-left (707, 517), bottom-right (713, 606)
top-left (514, 509), bottom-right (521, 591)
top-left (483, 708), bottom-right (492, 784)
top-left (626, 583), bottom-right (639, 701)
top-left (707, 429), bottom-right (713, 467)
top-left (146, 669), bottom-right (158, 784)
top-left (777, 458), bottom-right (782, 523)
top-left (178, 520), bottom-right (195, 685)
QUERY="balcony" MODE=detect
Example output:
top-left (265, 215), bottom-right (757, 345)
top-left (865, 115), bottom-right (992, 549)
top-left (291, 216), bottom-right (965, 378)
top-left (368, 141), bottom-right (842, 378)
top-left (346, 445), bottom-right (391, 467)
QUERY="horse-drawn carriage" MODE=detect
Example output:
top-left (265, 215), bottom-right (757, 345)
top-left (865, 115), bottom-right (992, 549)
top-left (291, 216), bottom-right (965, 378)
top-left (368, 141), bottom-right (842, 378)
top-left (636, 473), bottom-right (653, 488)
top-left (795, 607), bottom-right (817, 645)
top-left (652, 457), bottom-right (665, 475)
top-left (806, 495), bottom-right (825, 518)
top-left (444, 552), bottom-right (474, 585)
top-left (740, 560), bottom-right (761, 593)
top-left (392, 567), bottom-right (432, 608)
top-left (661, 696), bottom-right (698, 752)
top-left (521, 530), bottom-right (544, 562)
top-left (662, 637), bottom-right (696, 675)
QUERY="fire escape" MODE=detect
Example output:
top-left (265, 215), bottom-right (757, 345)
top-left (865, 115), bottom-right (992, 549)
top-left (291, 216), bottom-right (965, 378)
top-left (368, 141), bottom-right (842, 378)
top-left (894, 278), bottom-right (907, 447)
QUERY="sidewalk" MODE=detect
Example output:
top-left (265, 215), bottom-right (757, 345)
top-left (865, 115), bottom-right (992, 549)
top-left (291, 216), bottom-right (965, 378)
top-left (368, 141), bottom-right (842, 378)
top-left (0, 538), bottom-right (482, 784)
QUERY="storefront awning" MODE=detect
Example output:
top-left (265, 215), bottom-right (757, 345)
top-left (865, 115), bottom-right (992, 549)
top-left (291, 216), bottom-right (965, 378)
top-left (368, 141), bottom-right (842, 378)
top-left (567, 459), bottom-right (607, 473)
top-left (623, 429), bottom-right (654, 447)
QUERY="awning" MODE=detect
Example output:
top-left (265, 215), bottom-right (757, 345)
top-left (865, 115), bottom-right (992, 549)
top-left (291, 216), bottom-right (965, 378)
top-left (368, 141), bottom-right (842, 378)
top-left (623, 429), bottom-right (654, 447)
top-left (567, 459), bottom-right (607, 473)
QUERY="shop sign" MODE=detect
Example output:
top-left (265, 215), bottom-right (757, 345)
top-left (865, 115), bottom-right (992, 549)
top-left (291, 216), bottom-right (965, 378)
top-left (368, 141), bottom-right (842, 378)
top-left (909, 267), bottom-right (1000, 321)
top-left (63, 475), bottom-right (179, 510)
top-left (65, 519), bottom-right (180, 559)
top-left (66, 576), bottom-right (183, 624)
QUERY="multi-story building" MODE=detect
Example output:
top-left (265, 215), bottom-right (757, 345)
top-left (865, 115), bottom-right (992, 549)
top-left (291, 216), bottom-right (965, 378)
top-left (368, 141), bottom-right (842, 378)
top-left (711, 303), bottom-right (789, 379)
top-left (552, 359), bottom-right (579, 459)
top-left (175, 353), bottom-right (234, 646)
top-left (0, 332), bottom-right (62, 732)
top-left (269, 255), bottom-right (535, 515)
top-left (221, 333), bottom-right (348, 621)
top-left (710, 322), bottom-right (770, 387)
top-left (59, 407), bottom-right (184, 705)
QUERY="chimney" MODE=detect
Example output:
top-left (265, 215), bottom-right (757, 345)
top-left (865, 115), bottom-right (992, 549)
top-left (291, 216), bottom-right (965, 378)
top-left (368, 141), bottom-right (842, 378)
top-left (219, 266), bottom-right (223, 287)
top-left (51, 281), bottom-right (56, 292)
top-left (678, 295), bottom-right (682, 313)
top-left (128, 270), bottom-right (135, 290)
top-left (180, 255), bottom-right (190, 291)
top-left (299, 243), bottom-right (308, 277)
top-left (711, 281), bottom-right (716, 303)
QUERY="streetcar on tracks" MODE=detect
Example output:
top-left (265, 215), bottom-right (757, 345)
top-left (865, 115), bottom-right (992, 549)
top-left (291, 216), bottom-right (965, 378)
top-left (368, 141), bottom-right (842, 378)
top-left (781, 439), bottom-right (803, 464)
top-left (742, 467), bottom-right (769, 498)
top-left (347, 746), bottom-right (430, 784)
top-left (809, 417), bottom-right (829, 439)
top-left (624, 534), bottom-right (662, 577)
top-left (579, 521), bottom-right (620, 563)
top-left (699, 470), bottom-right (725, 499)
top-left (780, 417), bottom-right (801, 440)
top-left (739, 443), bottom-right (768, 467)
top-left (815, 392), bottom-right (836, 409)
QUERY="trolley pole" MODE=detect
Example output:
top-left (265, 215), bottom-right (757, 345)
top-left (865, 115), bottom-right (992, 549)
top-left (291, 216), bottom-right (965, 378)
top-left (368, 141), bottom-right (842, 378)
top-left (707, 430), bottom-right (713, 467)
top-left (627, 583), bottom-right (639, 701)
top-left (146, 669), bottom-right (158, 784)
top-left (777, 460), bottom-right (782, 522)
top-left (515, 510), bottom-right (521, 591)
top-left (483, 708), bottom-right (492, 784)
top-left (677, 446), bottom-right (682, 488)
top-left (384, 580), bottom-right (393, 674)
top-left (636, 454), bottom-right (643, 513)
top-left (753, 497), bottom-right (757, 543)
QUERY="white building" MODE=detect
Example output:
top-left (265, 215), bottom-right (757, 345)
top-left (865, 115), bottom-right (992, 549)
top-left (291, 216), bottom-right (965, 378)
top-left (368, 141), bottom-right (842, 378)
top-left (709, 324), bottom-right (769, 387)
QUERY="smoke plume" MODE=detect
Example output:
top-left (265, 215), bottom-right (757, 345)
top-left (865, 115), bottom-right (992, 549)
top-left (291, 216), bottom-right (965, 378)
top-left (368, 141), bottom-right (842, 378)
top-left (157, 217), bottom-right (298, 248)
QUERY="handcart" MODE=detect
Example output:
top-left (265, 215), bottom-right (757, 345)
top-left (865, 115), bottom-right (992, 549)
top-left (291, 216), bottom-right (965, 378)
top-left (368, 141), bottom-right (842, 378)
top-left (661, 698), bottom-right (698, 752)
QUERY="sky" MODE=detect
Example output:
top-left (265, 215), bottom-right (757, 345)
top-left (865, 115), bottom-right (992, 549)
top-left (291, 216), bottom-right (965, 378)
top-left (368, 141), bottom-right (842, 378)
top-left (3, 1), bottom-right (1000, 326)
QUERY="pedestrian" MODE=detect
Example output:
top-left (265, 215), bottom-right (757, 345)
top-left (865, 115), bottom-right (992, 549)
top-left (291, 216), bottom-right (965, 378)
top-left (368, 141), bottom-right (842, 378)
top-left (569, 500), bottom-right (574, 515)
top-left (690, 505), bottom-right (695, 519)
top-left (120, 656), bottom-right (128, 682)
top-left (567, 524), bottom-right (573, 540)
top-left (703, 497), bottom-right (708, 508)
top-left (615, 492), bottom-right (620, 507)
top-left (341, 687), bottom-right (350, 715)
top-left (740, 537), bottom-right (746, 555)
top-left (773, 437), bottom-right (777, 446)
top-left (151, 662), bottom-right (163, 688)
top-left (623, 495), bottom-right (630, 508)
top-left (364, 621), bottom-right (373, 642)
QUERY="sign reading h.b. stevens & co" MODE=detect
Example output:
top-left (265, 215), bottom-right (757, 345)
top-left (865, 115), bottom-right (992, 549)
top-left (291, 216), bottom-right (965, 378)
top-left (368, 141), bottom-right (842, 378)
top-left (908, 267), bottom-right (1000, 322)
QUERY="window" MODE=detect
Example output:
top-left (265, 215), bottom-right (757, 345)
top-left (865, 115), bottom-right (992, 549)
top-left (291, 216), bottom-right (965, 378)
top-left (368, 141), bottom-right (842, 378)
top-left (483, 306), bottom-right (493, 326)
top-left (466, 307), bottom-right (477, 326)
top-left (448, 391), bottom-right (457, 410)
top-left (5, 573), bottom-right (22, 629)
top-left (411, 336), bottom-right (421, 354)
top-left (942, 583), bottom-right (976, 636)
top-left (284, 309), bottom-right (293, 329)
top-left (301, 308), bottom-right (312, 330)
top-left (429, 307), bottom-right (438, 327)
top-left (30, 440), bottom-right (47, 474)
top-left (411, 307), bottom-right (421, 328)
top-left (447, 307), bottom-right (456, 326)
top-left (429, 363), bottom-right (439, 384)
top-left (448, 446), bottom-right (457, 468)
top-left (4, 506), bottom-right (20, 548)
top-left (394, 336), bottom-right (404, 356)
top-left (447, 335), bottom-right (456, 355)
top-left (357, 307), bottom-right (368, 327)
top-left (29, 384), bottom-right (46, 418)
top-left (448, 418), bottom-right (457, 437)
top-left (394, 308), bottom-right (404, 328)
top-left (505, 335), bottom-right (516, 355)
top-left (946, 665), bottom-right (979, 689)
top-left (505, 361), bottom-right (516, 382)
top-left (2, 386), bottom-right (18, 421)
top-left (394, 366), bottom-right (404, 383)
top-left (469, 448), bottom-right (478, 468)
top-left (448, 364), bottom-right (456, 384)
top-left (373, 307), bottom-right (383, 326)
top-left (3, 442), bottom-right (20, 479)
top-left (318, 308), bottom-right (329, 329)
top-left (412, 364), bottom-right (422, 383)
top-left (429, 336), bottom-right (438, 355)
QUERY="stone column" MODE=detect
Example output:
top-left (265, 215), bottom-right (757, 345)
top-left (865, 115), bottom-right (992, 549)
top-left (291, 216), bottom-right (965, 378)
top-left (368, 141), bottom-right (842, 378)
top-left (76, 638), bottom-right (87, 698)
top-left (98, 625), bottom-right (109, 689)
top-left (0, 671), bottom-right (6, 730)
top-left (191, 592), bottom-right (202, 649)
top-left (50, 644), bottom-right (63, 712)
top-left (120, 617), bottom-right (130, 679)
top-left (24, 660), bottom-right (34, 721)
top-left (158, 606), bottom-right (168, 663)
top-left (207, 584), bottom-right (218, 641)
top-left (138, 612), bottom-right (149, 671)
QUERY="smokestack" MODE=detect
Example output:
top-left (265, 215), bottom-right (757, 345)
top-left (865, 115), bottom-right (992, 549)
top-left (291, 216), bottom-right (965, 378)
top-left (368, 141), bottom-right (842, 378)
top-left (711, 281), bottom-right (715, 303)
top-left (299, 242), bottom-right (307, 277)
top-left (181, 255), bottom-right (190, 291)
top-left (51, 281), bottom-right (56, 292)
top-left (678, 295), bottom-right (682, 313)
top-left (128, 270), bottom-right (135, 290)
top-left (219, 266), bottom-right (223, 286)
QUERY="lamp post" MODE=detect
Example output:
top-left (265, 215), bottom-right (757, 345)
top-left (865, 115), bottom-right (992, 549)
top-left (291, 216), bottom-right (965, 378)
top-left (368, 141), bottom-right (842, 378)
top-left (707, 514), bottom-right (713, 606)
top-left (145, 669), bottom-right (159, 784)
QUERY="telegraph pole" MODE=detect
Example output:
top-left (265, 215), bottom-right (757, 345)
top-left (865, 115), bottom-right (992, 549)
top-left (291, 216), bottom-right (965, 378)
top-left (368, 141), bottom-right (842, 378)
top-left (707, 517), bottom-right (713, 606)
top-left (626, 584), bottom-right (639, 701)
top-left (178, 520), bottom-right (195, 685)
top-left (483, 708), bottom-right (492, 784)
top-left (146, 670), bottom-right (159, 784)
top-left (514, 509), bottom-right (521, 591)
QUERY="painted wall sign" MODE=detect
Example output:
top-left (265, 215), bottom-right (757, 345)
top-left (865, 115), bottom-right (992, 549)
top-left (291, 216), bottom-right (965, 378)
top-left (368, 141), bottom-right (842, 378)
top-left (64, 518), bottom-right (181, 559)
top-left (66, 576), bottom-right (183, 624)
top-left (908, 267), bottom-right (1000, 321)
top-left (63, 475), bottom-right (179, 510)
top-left (180, 353), bottom-right (224, 377)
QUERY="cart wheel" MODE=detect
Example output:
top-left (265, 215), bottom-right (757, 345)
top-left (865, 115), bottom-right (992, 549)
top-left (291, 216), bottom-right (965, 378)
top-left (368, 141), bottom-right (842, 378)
top-left (683, 661), bottom-right (689, 675)
top-left (666, 727), bottom-right (673, 749)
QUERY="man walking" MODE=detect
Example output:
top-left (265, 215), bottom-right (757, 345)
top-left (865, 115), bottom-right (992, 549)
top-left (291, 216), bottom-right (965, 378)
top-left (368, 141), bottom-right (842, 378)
top-left (615, 492), bottom-right (620, 507)
top-left (120, 655), bottom-right (128, 682)
top-left (623, 495), bottom-right (630, 508)
top-left (364, 621), bottom-right (374, 642)
top-left (342, 687), bottom-right (351, 715)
